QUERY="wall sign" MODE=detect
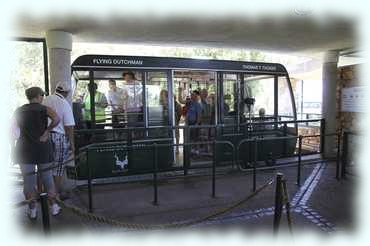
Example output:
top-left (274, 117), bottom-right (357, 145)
top-left (341, 86), bottom-right (366, 113)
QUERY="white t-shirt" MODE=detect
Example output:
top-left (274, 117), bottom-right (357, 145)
top-left (43, 93), bottom-right (75, 134)
top-left (107, 87), bottom-right (125, 110)
top-left (122, 82), bottom-right (143, 112)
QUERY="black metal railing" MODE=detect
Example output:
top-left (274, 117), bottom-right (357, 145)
top-left (80, 129), bottom-right (341, 212)
top-left (341, 130), bottom-right (361, 179)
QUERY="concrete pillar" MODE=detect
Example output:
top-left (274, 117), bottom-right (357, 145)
top-left (46, 30), bottom-right (72, 103)
top-left (322, 50), bottom-right (339, 157)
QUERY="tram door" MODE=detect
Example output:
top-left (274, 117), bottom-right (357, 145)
top-left (145, 71), bottom-right (170, 137)
top-left (173, 70), bottom-right (216, 166)
top-left (219, 73), bottom-right (245, 133)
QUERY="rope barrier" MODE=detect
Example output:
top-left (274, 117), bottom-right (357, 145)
top-left (56, 178), bottom-right (274, 230)
top-left (15, 152), bottom-right (86, 177)
top-left (14, 198), bottom-right (35, 208)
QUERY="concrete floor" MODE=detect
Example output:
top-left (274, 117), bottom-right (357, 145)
top-left (13, 160), bottom-right (355, 235)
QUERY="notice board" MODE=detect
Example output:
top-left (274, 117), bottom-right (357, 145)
top-left (341, 86), bottom-right (365, 112)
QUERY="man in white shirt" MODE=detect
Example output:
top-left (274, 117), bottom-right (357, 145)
top-left (122, 71), bottom-right (143, 127)
top-left (107, 79), bottom-right (125, 128)
top-left (43, 81), bottom-right (75, 198)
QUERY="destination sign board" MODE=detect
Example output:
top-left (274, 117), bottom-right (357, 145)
top-left (72, 55), bottom-right (287, 74)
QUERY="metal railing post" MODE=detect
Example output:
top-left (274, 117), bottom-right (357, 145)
top-left (320, 119), bottom-right (326, 154)
top-left (40, 193), bottom-right (50, 234)
top-left (184, 126), bottom-right (190, 176)
top-left (87, 150), bottom-right (93, 213)
top-left (212, 140), bottom-right (216, 198)
top-left (153, 143), bottom-right (158, 205)
top-left (336, 131), bottom-right (341, 180)
top-left (273, 173), bottom-right (284, 235)
top-left (253, 138), bottom-right (258, 192)
top-left (296, 135), bottom-right (303, 186)
top-left (283, 123), bottom-right (287, 156)
top-left (342, 131), bottom-right (348, 179)
top-left (127, 129), bottom-right (132, 169)
top-left (305, 114), bottom-right (309, 126)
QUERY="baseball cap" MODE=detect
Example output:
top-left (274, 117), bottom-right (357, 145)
top-left (55, 81), bottom-right (71, 92)
top-left (25, 87), bottom-right (45, 100)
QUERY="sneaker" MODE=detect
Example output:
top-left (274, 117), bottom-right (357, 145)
top-left (27, 207), bottom-right (37, 220)
top-left (51, 203), bottom-right (61, 216)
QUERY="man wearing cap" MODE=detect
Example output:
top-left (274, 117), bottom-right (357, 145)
top-left (43, 81), bottom-right (75, 198)
top-left (13, 87), bottom-right (61, 219)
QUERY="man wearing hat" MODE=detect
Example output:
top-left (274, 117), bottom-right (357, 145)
top-left (43, 81), bottom-right (75, 198)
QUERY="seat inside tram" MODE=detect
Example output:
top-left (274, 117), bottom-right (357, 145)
top-left (69, 55), bottom-right (298, 179)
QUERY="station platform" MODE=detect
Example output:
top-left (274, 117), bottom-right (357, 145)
top-left (13, 158), bottom-right (355, 235)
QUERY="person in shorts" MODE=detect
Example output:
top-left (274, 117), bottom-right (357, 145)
top-left (43, 81), bottom-right (75, 199)
top-left (13, 87), bottom-right (61, 219)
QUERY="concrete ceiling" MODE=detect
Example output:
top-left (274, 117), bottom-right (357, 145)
top-left (15, 15), bottom-right (356, 55)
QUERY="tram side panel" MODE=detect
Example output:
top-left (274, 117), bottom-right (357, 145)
top-left (70, 138), bottom-right (173, 180)
top-left (216, 127), bottom-right (297, 166)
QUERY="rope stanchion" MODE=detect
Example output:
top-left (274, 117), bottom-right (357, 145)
top-left (273, 173), bottom-right (284, 235)
top-left (40, 193), bottom-right (51, 234)
top-left (282, 179), bottom-right (293, 235)
top-left (56, 178), bottom-right (274, 230)
top-left (273, 173), bottom-right (294, 235)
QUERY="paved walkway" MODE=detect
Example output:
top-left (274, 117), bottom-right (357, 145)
top-left (13, 160), bottom-right (355, 234)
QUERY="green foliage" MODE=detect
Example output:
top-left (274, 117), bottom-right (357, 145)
top-left (12, 40), bottom-right (269, 113)
top-left (10, 41), bottom-right (45, 111)
top-left (249, 51), bottom-right (267, 62)
top-left (160, 46), bottom-right (267, 62)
